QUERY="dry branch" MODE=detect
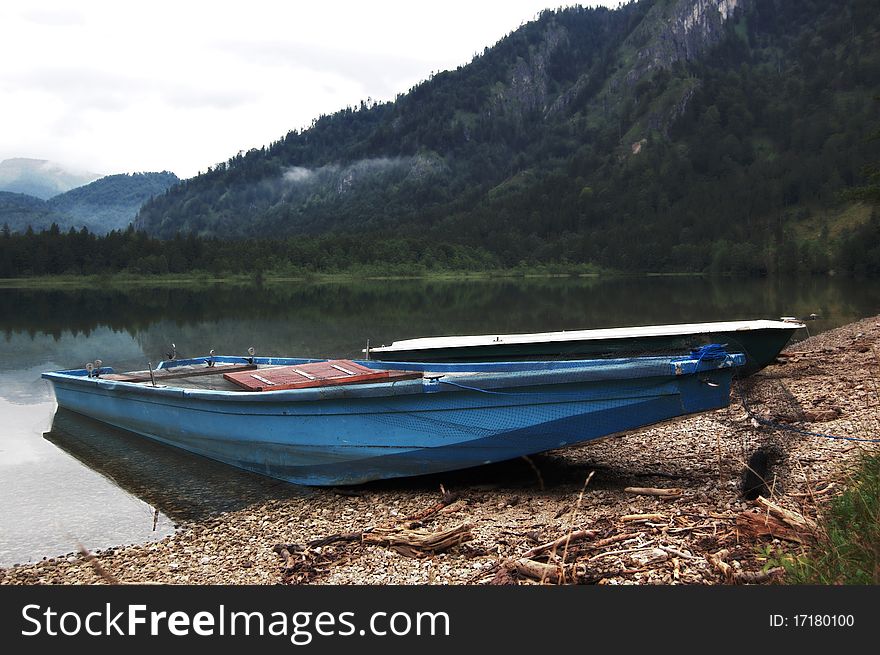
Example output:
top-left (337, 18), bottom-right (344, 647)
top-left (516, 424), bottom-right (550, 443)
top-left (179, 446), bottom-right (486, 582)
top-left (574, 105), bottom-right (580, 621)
top-left (621, 513), bottom-right (665, 522)
top-left (273, 544), bottom-right (295, 568)
top-left (755, 496), bottom-right (818, 534)
top-left (363, 523), bottom-right (473, 557)
top-left (405, 486), bottom-right (460, 521)
top-left (307, 532), bottom-right (364, 548)
top-left (789, 483), bottom-right (837, 498)
top-left (488, 561), bottom-right (518, 586)
top-left (736, 511), bottom-right (806, 543)
top-left (706, 548), bottom-right (733, 582)
top-left (521, 529), bottom-right (598, 559)
top-left (659, 545), bottom-right (697, 560)
top-left (438, 500), bottom-right (467, 515)
top-left (589, 545), bottom-right (658, 560)
top-left (510, 558), bottom-right (564, 584)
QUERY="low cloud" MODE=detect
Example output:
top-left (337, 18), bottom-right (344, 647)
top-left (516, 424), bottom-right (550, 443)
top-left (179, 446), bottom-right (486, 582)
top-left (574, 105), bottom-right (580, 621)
top-left (282, 158), bottom-right (408, 187)
top-left (282, 166), bottom-right (320, 184)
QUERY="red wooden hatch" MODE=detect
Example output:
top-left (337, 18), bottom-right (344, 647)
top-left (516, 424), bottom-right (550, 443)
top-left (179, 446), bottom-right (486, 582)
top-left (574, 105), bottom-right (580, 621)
top-left (223, 359), bottom-right (422, 392)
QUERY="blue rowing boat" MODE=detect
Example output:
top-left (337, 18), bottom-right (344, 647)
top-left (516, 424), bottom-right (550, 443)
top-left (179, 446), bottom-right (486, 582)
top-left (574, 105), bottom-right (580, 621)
top-left (42, 347), bottom-right (744, 486)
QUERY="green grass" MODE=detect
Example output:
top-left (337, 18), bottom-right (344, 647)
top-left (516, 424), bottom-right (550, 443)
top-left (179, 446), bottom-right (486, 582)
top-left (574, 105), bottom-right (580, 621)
top-left (0, 263), bottom-right (608, 289)
top-left (0, 273), bottom-right (257, 289)
top-left (778, 452), bottom-right (880, 584)
top-left (789, 202), bottom-right (873, 244)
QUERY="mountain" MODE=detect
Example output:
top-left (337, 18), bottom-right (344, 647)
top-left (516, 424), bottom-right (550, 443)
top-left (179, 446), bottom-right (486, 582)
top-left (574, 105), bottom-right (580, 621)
top-left (135, 0), bottom-right (880, 274)
top-left (0, 172), bottom-right (180, 234)
top-left (47, 172), bottom-right (180, 234)
top-left (0, 191), bottom-right (61, 231)
top-left (0, 158), bottom-right (101, 200)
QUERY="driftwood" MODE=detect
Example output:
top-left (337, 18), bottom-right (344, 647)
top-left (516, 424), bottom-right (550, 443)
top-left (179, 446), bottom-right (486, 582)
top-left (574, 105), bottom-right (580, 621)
top-left (589, 545), bottom-right (659, 561)
top-left (736, 511), bottom-right (806, 543)
top-left (509, 558), bottom-right (565, 584)
top-left (755, 496), bottom-right (818, 534)
top-left (405, 486), bottom-right (460, 521)
top-left (488, 561), bottom-right (519, 585)
top-left (624, 487), bottom-right (683, 498)
top-left (734, 568), bottom-right (784, 584)
top-left (789, 482), bottom-right (836, 498)
top-left (659, 545), bottom-right (697, 560)
top-left (522, 529), bottom-right (598, 559)
top-left (363, 523), bottom-right (473, 558)
top-left (621, 513), bottom-right (665, 522)
top-left (706, 548), bottom-right (733, 582)
top-left (707, 547), bottom-right (784, 585)
top-left (273, 543), bottom-right (295, 568)
top-left (438, 500), bottom-right (467, 515)
top-left (307, 531), bottom-right (365, 548)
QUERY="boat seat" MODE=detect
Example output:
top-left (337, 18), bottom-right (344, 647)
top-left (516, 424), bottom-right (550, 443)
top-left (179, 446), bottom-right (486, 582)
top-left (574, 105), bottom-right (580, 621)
top-left (223, 359), bottom-right (422, 392)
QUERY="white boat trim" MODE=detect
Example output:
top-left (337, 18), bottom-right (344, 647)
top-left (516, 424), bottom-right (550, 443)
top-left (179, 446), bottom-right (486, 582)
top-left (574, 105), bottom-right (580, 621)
top-left (368, 319), bottom-right (805, 353)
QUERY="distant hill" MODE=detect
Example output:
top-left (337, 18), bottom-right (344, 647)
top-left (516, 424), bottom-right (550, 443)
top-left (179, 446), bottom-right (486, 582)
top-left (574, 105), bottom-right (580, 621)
top-left (0, 158), bottom-right (101, 200)
top-left (134, 0), bottom-right (880, 274)
top-left (0, 192), bottom-right (61, 231)
top-left (0, 172), bottom-right (180, 234)
top-left (47, 172), bottom-right (180, 233)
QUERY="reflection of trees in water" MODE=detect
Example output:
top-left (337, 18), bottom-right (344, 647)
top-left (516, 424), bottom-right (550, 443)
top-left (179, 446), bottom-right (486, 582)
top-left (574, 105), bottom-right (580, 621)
top-left (3, 277), bottom-right (878, 358)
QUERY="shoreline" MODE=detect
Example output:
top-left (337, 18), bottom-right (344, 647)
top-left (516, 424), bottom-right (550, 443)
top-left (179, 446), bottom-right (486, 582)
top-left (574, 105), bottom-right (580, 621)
top-left (2, 315), bottom-right (878, 585)
top-left (1, 270), bottom-right (844, 290)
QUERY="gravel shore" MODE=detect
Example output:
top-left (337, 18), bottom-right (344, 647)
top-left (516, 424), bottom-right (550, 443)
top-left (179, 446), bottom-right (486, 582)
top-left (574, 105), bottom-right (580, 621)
top-left (3, 315), bottom-right (878, 586)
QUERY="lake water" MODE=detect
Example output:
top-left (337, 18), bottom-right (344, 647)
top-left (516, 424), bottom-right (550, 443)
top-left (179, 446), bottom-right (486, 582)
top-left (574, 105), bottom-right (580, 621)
top-left (1, 275), bottom-right (877, 566)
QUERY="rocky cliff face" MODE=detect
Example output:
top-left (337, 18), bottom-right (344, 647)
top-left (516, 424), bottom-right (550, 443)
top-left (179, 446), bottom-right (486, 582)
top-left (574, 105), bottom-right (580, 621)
top-left (493, 0), bottom-right (750, 135)
top-left (610, 0), bottom-right (751, 143)
top-left (493, 23), bottom-right (568, 121)
top-left (628, 0), bottom-right (747, 83)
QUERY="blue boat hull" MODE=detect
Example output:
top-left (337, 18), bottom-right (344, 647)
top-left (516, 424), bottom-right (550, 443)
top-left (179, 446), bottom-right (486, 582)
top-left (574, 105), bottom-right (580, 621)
top-left (44, 354), bottom-right (742, 486)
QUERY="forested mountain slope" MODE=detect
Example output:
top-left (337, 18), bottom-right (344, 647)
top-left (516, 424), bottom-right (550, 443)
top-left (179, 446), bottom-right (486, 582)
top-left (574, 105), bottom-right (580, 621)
top-left (0, 172), bottom-right (179, 234)
top-left (135, 0), bottom-right (880, 274)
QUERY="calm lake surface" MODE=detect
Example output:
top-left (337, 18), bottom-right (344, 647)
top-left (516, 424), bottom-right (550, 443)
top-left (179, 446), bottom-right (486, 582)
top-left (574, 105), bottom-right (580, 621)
top-left (1, 275), bottom-right (877, 566)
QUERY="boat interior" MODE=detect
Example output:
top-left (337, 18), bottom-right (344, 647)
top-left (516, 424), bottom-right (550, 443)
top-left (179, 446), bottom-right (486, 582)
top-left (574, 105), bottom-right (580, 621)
top-left (99, 358), bottom-right (422, 393)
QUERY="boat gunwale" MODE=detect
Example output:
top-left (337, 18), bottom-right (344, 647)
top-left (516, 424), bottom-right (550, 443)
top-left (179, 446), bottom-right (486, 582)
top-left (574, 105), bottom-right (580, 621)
top-left (42, 353), bottom-right (746, 403)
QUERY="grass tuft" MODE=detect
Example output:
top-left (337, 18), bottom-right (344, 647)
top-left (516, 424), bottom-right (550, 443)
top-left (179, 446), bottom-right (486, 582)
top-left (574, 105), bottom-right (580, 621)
top-left (780, 452), bottom-right (880, 584)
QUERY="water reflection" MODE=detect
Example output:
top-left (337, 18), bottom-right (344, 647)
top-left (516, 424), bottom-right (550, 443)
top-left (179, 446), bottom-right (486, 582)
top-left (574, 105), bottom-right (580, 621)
top-left (0, 391), bottom-right (175, 567)
top-left (4, 276), bottom-right (876, 363)
top-left (44, 410), bottom-right (310, 522)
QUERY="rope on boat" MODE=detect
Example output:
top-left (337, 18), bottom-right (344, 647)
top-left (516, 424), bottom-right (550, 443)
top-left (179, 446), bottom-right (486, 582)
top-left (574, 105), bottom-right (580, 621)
top-left (437, 379), bottom-right (514, 395)
top-left (691, 343), bottom-right (730, 362)
top-left (738, 389), bottom-right (880, 443)
top-left (436, 377), bottom-right (676, 400)
top-left (438, 378), bottom-right (614, 399)
top-left (436, 347), bottom-right (737, 399)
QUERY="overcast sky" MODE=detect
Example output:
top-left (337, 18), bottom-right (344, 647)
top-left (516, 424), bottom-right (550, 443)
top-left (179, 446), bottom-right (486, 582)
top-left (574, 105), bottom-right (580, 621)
top-left (0, 1), bottom-right (619, 179)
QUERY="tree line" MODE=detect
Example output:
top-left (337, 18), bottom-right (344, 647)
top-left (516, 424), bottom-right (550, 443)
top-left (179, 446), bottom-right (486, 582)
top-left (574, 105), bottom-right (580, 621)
top-left (2, 215), bottom-right (877, 278)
